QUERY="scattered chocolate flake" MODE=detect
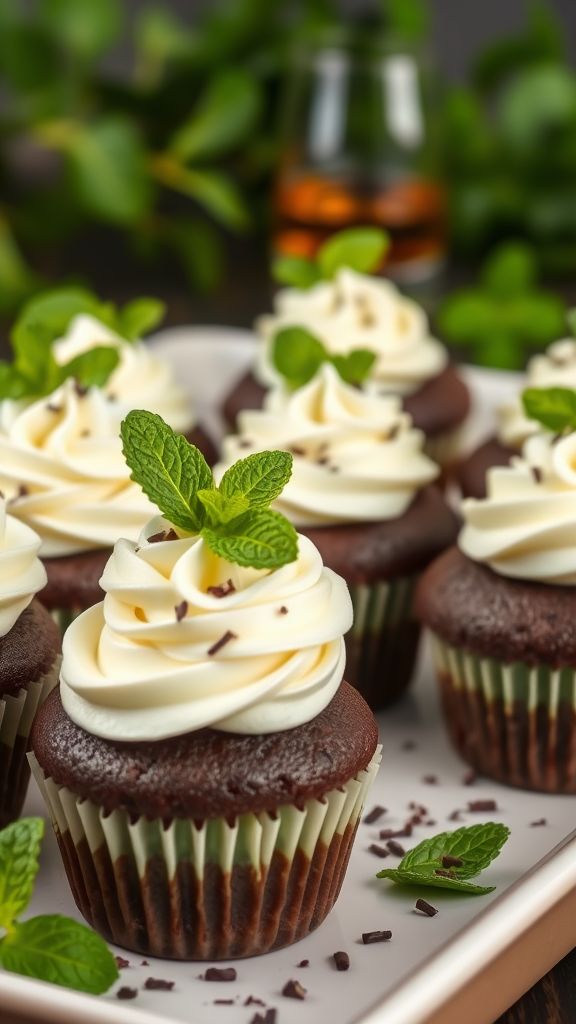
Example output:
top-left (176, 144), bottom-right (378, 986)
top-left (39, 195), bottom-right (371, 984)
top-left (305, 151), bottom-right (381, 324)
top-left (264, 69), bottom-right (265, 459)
top-left (530, 818), bottom-right (548, 827)
top-left (422, 774), bottom-right (438, 785)
top-left (448, 809), bottom-right (463, 821)
top-left (238, 437), bottom-right (253, 448)
top-left (468, 799), bottom-right (498, 812)
top-left (250, 1011), bottom-right (277, 1024)
top-left (425, 819), bottom-right (437, 826)
top-left (415, 898), bottom-right (438, 917)
top-left (141, 960), bottom-right (149, 966)
top-left (207, 630), bottom-right (238, 656)
top-left (531, 465), bottom-right (543, 484)
top-left (379, 825), bottom-right (412, 840)
top-left (148, 529), bottom-right (167, 543)
top-left (442, 855), bottom-right (463, 868)
top-left (165, 528), bottom-right (178, 540)
top-left (207, 579), bottom-right (236, 598)
top-left (288, 444), bottom-right (306, 456)
top-left (244, 996), bottom-right (266, 1006)
top-left (46, 402), bottom-right (62, 413)
top-left (402, 739), bottom-right (417, 750)
top-left (463, 769), bottom-right (477, 786)
top-left (332, 951), bottom-right (350, 971)
top-left (175, 600), bottom-right (188, 622)
top-left (115, 955), bottom-right (130, 969)
top-left (73, 379), bottom-right (88, 397)
top-left (144, 977), bottom-right (175, 990)
top-left (297, 959), bottom-right (309, 968)
top-left (408, 802), bottom-right (428, 814)
top-left (363, 805), bottom-right (387, 825)
top-left (386, 839), bottom-right (406, 857)
top-left (204, 967), bottom-right (237, 982)
top-left (282, 979), bottom-right (307, 1000)
top-left (316, 455), bottom-right (330, 466)
top-left (116, 987), bottom-right (138, 1000)
top-left (368, 843), bottom-right (389, 858)
top-left (278, 605), bottom-right (289, 615)
top-left (9, 484), bottom-right (29, 504)
top-left (214, 999), bottom-right (235, 1005)
top-left (362, 930), bottom-right (392, 944)
top-left (408, 814), bottom-right (423, 826)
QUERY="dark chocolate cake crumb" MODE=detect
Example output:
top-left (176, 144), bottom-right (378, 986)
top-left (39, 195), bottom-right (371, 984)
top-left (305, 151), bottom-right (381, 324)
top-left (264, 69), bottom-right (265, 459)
top-left (333, 951), bottom-right (350, 971)
top-left (244, 996), bottom-right (266, 1006)
top-left (288, 444), bottom-right (306, 455)
top-left (364, 804), bottom-right (387, 825)
top-left (207, 630), bottom-right (237, 656)
top-left (386, 839), bottom-right (406, 857)
top-left (141, 960), bottom-right (149, 966)
top-left (214, 998), bottom-right (235, 1004)
top-left (379, 825), bottom-right (412, 840)
top-left (531, 465), bottom-right (543, 484)
top-left (362, 930), bottom-right (392, 944)
top-left (115, 955), bottom-right (130, 969)
top-left (422, 774), bottom-right (438, 785)
top-left (207, 579), bottom-right (236, 598)
top-left (368, 843), bottom-right (389, 858)
top-left (144, 977), bottom-right (175, 990)
top-left (448, 809), bottom-right (463, 821)
top-left (442, 855), bottom-right (463, 868)
top-left (468, 799), bottom-right (497, 812)
top-left (116, 986), bottom-right (138, 1000)
top-left (250, 1011), bottom-right (277, 1024)
top-left (408, 802), bottom-right (428, 814)
top-left (530, 818), bottom-right (548, 827)
top-left (297, 959), bottom-right (309, 968)
top-left (282, 979), bottom-right (307, 1000)
top-left (415, 899), bottom-right (438, 917)
top-left (463, 769), bottom-right (477, 786)
top-left (175, 600), bottom-right (188, 622)
top-left (204, 967), bottom-right (237, 982)
top-left (426, 819), bottom-right (437, 826)
top-left (148, 529), bottom-right (168, 543)
top-left (278, 605), bottom-right (289, 615)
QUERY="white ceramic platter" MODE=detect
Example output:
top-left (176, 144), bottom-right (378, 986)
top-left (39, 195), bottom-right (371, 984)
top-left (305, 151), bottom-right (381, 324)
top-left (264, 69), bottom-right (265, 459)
top-left (2, 330), bottom-right (575, 1024)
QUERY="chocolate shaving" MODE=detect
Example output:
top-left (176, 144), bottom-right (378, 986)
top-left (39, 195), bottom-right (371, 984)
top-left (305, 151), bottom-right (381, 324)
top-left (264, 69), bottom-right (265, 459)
top-left (288, 444), bottom-right (306, 455)
top-left (207, 579), bottom-right (236, 598)
top-left (278, 605), bottom-right (289, 615)
top-left (468, 799), bottom-right (498, 812)
top-left (448, 809), bottom-right (463, 821)
top-left (316, 455), bottom-right (330, 465)
top-left (238, 437), bottom-right (253, 448)
top-left (174, 600), bottom-right (188, 622)
top-left (245, 996), bottom-right (266, 1006)
top-left (141, 960), bottom-right (149, 966)
top-left (214, 999), bottom-right (235, 1005)
top-left (379, 825), bottom-right (412, 839)
top-left (148, 530), bottom-right (167, 544)
top-left (73, 379), bottom-right (88, 397)
top-left (386, 839), bottom-right (406, 857)
top-left (531, 465), bottom-right (543, 484)
top-left (363, 805), bottom-right (387, 825)
top-left (204, 967), bottom-right (237, 982)
top-left (362, 930), bottom-right (392, 944)
top-left (530, 818), bottom-right (548, 827)
top-left (116, 987), bottom-right (138, 1000)
top-left (144, 978), bottom-right (174, 990)
top-left (426, 819), bottom-right (436, 826)
top-left (282, 979), bottom-right (307, 1000)
top-left (333, 951), bottom-right (350, 971)
top-left (46, 402), bottom-right (62, 413)
top-left (442, 854), bottom-right (463, 868)
top-left (115, 956), bottom-right (130, 969)
top-left (415, 898), bottom-right (438, 917)
top-left (368, 843), bottom-right (389, 858)
top-left (207, 630), bottom-right (237, 656)
top-left (297, 959), bottom-right (309, 968)
top-left (250, 1011), bottom-right (276, 1024)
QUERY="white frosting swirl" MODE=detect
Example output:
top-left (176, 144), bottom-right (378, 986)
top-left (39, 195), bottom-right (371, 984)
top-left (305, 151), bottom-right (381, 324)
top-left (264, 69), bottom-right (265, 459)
top-left (460, 431), bottom-right (576, 584)
top-left (498, 338), bottom-right (576, 448)
top-left (0, 498), bottom-right (46, 637)
top-left (0, 380), bottom-right (156, 557)
top-left (60, 519), bottom-right (352, 740)
top-left (53, 313), bottom-right (192, 433)
top-left (256, 268), bottom-right (447, 395)
top-left (218, 364), bottom-right (438, 526)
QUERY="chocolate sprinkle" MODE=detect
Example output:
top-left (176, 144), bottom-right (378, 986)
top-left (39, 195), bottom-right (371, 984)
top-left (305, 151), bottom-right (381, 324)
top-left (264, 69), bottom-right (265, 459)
top-left (468, 799), bottom-right (498, 812)
top-left (415, 898), bottom-right (438, 917)
top-left (250, 1011), bottom-right (277, 1024)
top-left (422, 774), bottom-right (438, 785)
top-left (174, 600), bottom-right (188, 622)
top-left (288, 444), bottom-right (306, 456)
top-left (115, 956), bottom-right (130, 969)
top-left (448, 809), bottom-right (463, 821)
top-left (363, 804), bottom-right (387, 825)
top-left (148, 530), bottom-right (167, 544)
top-left (531, 465), bottom-right (543, 484)
top-left (530, 818), bottom-right (548, 827)
top-left (386, 839), bottom-right (406, 857)
top-left (214, 999), bottom-right (235, 1005)
top-left (333, 951), bottom-right (350, 971)
top-left (207, 579), bottom-right (236, 598)
top-left (368, 843), bottom-right (389, 858)
top-left (297, 959), bottom-right (309, 968)
top-left (245, 996), bottom-right (266, 1006)
top-left (204, 967), bottom-right (237, 982)
top-left (282, 979), bottom-right (307, 1000)
top-left (278, 605), bottom-right (289, 615)
top-left (207, 630), bottom-right (237, 656)
top-left (442, 854), bottom-right (463, 868)
top-left (379, 825), bottom-right (412, 839)
top-left (362, 930), bottom-right (392, 944)
top-left (46, 402), bottom-right (62, 413)
top-left (116, 987), bottom-right (138, 1000)
top-left (141, 960), bottom-right (149, 966)
top-left (144, 978), bottom-right (174, 990)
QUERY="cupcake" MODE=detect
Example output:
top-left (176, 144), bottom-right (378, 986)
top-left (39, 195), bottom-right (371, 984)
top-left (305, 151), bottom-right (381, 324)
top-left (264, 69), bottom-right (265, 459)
top-left (418, 407), bottom-right (576, 793)
top-left (0, 498), bottom-right (60, 827)
top-left (459, 335), bottom-right (576, 499)
top-left (30, 418), bottom-right (380, 959)
top-left (218, 360), bottom-right (458, 709)
top-left (223, 266), bottom-right (470, 469)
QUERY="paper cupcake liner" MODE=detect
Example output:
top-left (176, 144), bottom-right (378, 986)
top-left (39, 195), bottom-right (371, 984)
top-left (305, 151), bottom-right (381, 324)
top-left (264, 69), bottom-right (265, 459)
top-left (424, 426), bottom-right (464, 474)
top-left (0, 656), bottom-right (61, 828)
top-left (431, 634), bottom-right (576, 793)
top-left (346, 577), bottom-right (420, 709)
top-left (29, 746), bottom-right (381, 960)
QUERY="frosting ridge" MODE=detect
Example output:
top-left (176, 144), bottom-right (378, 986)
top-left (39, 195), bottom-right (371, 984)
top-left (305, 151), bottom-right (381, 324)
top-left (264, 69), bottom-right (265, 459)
top-left (498, 338), bottom-right (576, 448)
top-left (0, 499), bottom-right (46, 637)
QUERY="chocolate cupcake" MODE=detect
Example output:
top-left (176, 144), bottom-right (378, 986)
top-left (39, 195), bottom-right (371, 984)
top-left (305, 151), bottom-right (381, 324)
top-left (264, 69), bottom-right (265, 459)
top-left (418, 426), bottom-right (576, 793)
top-left (223, 267), bottom-right (470, 469)
top-left (218, 364), bottom-right (458, 708)
top-left (0, 500), bottom-right (60, 827)
top-left (30, 425), bottom-right (380, 959)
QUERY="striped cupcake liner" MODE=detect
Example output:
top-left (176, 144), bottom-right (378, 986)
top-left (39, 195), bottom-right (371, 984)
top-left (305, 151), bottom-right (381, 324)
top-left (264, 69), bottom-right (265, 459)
top-left (0, 657), bottom-right (61, 828)
top-left (29, 746), bottom-right (381, 960)
top-left (346, 577), bottom-right (420, 709)
top-left (431, 635), bottom-right (576, 793)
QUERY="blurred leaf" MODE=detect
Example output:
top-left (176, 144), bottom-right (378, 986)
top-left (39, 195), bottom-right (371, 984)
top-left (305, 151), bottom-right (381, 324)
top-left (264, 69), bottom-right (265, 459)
top-left (134, 7), bottom-right (194, 86)
top-left (437, 291), bottom-right (497, 345)
top-left (479, 335), bottom-right (525, 370)
top-left (272, 255), bottom-right (321, 289)
top-left (0, 219), bottom-right (39, 314)
top-left (317, 227), bottom-right (389, 278)
top-left (498, 65), bottom-right (576, 152)
top-left (381, 0), bottom-right (428, 40)
top-left (169, 69), bottom-right (262, 162)
top-left (118, 298), bottom-right (165, 339)
top-left (39, 0), bottom-right (122, 60)
top-left (473, 0), bottom-right (563, 92)
top-left (65, 118), bottom-right (152, 225)
top-left (481, 242), bottom-right (537, 296)
top-left (508, 293), bottom-right (566, 345)
top-left (441, 90), bottom-right (495, 172)
top-left (169, 219), bottom-right (224, 292)
top-left (567, 309), bottom-right (576, 337)
top-left (0, 20), bottom-right (60, 96)
top-left (170, 167), bottom-right (250, 230)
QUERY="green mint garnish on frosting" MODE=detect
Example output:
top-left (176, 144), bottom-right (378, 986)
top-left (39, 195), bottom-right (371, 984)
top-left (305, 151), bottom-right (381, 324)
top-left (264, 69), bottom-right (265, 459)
top-left (272, 226), bottom-right (389, 290)
top-left (121, 410), bottom-right (298, 569)
top-left (0, 818), bottom-right (118, 995)
top-left (522, 386), bottom-right (576, 433)
top-left (567, 308), bottom-right (576, 339)
top-left (377, 822), bottom-right (510, 895)
top-left (272, 325), bottom-right (376, 390)
top-left (0, 286), bottom-right (165, 400)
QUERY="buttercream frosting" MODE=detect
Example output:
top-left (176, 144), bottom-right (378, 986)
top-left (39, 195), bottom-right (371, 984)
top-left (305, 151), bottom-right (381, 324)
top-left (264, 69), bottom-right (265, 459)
top-left (498, 338), bottom-right (576, 448)
top-left (60, 518), bottom-right (352, 739)
top-left (0, 498), bottom-right (46, 637)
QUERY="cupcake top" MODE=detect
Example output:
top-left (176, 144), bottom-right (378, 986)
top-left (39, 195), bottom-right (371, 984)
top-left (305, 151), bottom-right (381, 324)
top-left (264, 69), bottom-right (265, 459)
top-left (256, 267), bottom-right (447, 396)
top-left (218, 363), bottom-right (438, 527)
top-left (498, 338), bottom-right (576, 448)
top-left (0, 497), bottom-right (46, 636)
top-left (60, 415), bottom-right (353, 741)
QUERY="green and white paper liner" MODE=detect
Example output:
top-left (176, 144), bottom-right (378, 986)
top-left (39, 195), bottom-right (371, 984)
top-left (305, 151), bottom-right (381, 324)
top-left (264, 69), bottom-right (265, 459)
top-left (0, 657), bottom-right (60, 828)
top-left (431, 634), bottom-right (576, 794)
top-left (347, 576), bottom-right (419, 709)
top-left (29, 746), bottom-right (381, 960)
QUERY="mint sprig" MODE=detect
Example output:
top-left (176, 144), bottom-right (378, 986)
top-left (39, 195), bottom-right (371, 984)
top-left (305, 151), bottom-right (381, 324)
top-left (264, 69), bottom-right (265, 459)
top-left (0, 819), bottom-right (118, 995)
top-left (522, 386), bottom-right (576, 433)
top-left (377, 822), bottom-right (510, 895)
top-left (272, 326), bottom-right (376, 390)
top-left (121, 410), bottom-right (297, 569)
top-left (272, 226), bottom-right (389, 289)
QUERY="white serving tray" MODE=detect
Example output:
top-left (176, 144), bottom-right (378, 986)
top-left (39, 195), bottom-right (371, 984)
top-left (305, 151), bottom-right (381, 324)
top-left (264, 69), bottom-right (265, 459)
top-left (2, 330), bottom-right (575, 1024)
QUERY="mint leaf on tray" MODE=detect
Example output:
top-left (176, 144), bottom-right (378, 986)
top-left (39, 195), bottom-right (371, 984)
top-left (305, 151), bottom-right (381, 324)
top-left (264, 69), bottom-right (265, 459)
top-left (0, 818), bottom-right (44, 930)
top-left (377, 823), bottom-right (510, 895)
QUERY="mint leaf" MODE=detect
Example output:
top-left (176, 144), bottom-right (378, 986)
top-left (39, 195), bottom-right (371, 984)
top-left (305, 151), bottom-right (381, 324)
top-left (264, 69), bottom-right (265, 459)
top-left (117, 297), bottom-right (165, 340)
top-left (0, 915), bottom-right (118, 995)
top-left (203, 510), bottom-right (298, 569)
top-left (399, 822), bottom-right (510, 879)
top-left (331, 349), bottom-right (376, 385)
top-left (219, 450), bottom-right (293, 510)
top-left (522, 386), bottom-right (576, 432)
top-left (376, 869), bottom-right (495, 895)
top-left (481, 242), bottom-right (536, 296)
top-left (272, 326), bottom-right (327, 388)
top-left (121, 410), bottom-right (212, 532)
top-left (0, 364), bottom-right (32, 399)
top-left (197, 489), bottom-right (249, 526)
top-left (567, 308), bottom-right (576, 338)
top-left (272, 255), bottom-right (321, 290)
top-left (0, 819), bottom-right (44, 929)
top-left (61, 346), bottom-right (120, 389)
top-left (13, 287), bottom-right (111, 347)
top-left (317, 227), bottom-right (389, 279)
